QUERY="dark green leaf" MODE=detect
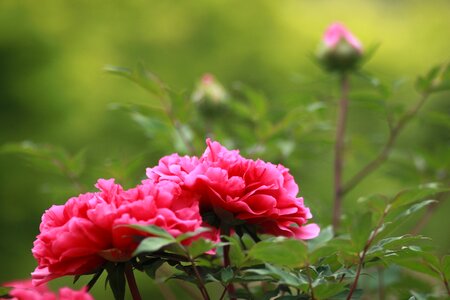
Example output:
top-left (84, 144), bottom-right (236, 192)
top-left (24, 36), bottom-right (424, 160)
top-left (249, 237), bottom-right (307, 267)
top-left (143, 260), bottom-right (165, 279)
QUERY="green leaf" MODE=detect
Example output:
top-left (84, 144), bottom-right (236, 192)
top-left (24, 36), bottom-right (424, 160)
top-left (220, 266), bottom-right (234, 283)
top-left (133, 237), bottom-right (175, 256)
top-left (313, 282), bottom-right (347, 299)
top-left (351, 211), bottom-right (374, 250)
top-left (308, 225), bottom-right (333, 252)
top-left (127, 225), bottom-right (175, 240)
top-left (357, 194), bottom-right (388, 214)
top-left (105, 263), bottom-right (126, 300)
top-left (415, 63), bottom-right (450, 94)
top-left (367, 235), bottom-right (431, 258)
top-left (249, 237), bottom-right (307, 267)
top-left (186, 238), bottom-right (216, 258)
top-left (390, 183), bottom-right (447, 209)
top-left (175, 227), bottom-right (212, 243)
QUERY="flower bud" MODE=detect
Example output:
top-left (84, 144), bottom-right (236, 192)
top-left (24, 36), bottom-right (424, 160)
top-left (317, 23), bottom-right (363, 72)
top-left (191, 73), bottom-right (228, 117)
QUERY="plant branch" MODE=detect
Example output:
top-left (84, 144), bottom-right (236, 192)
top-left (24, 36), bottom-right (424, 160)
top-left (347, 205), bottom-right (390, 300)
top-left (187, 255), bottom-right (210, 300)
top-left (341, 92), bottom-right (430, 196)
top-left (125, 263), bottom-right (142, 300)
top-left (333, 74), bottom-right (350, 230)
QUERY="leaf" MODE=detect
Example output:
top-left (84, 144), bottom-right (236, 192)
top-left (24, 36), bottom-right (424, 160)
top-left (308, 226), bottom-right (333, 252)
top-left (313, 282), bottom-right (347, 299)
top-left (249, 237), bottom-right (307, 267)
top-left (142, 259), bottom-right (165, 279)
top-left (186, 238), bottom-right (216, 258)
top-left (133, 237), bottom-right (175, 256)
top-left (222, 235), bottom-right (246, 267)
top-left (351, 211), bottom-right (374, 250)
top-left (357, 194), bottom-right (388, 214)
top-left (126, 225), bottom-right (175, 240)
top-left (105, 263), bottom-right (126, 300)
top-left (390, 183), bottom-right (447, 209)
top-left (175, 227), bottom-right (212, 243)
top-left (367, 235), bottom-right (431, 258)
top-left (220, 266), bottom-right (234, 283)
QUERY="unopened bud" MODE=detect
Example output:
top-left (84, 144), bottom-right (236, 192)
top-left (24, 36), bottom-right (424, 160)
top-left (192, 73), bottom-right (228, 117)
top-left (317, 23), bottom-right (363, 72)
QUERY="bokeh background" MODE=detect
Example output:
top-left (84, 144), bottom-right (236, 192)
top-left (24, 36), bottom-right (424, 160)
top-left (1, 0), bottom-right (449, 298)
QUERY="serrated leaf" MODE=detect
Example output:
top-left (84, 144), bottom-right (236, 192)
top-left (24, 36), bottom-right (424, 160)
top-left (249, 237), bottom-right (307, 267)
top-left (133, 237), bottom-right (175, 256)
top-left (127, 225), bottom-right (175, 240)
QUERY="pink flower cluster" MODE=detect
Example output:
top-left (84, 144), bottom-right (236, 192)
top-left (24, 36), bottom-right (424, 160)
top-left (32, 139), bottom-right (318, 285)
top-left (1, 280), bottom-right (93, 300)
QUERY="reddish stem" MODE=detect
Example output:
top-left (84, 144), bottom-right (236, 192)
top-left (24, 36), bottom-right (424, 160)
top-left (125, 263), bottom-right (142, 300)
top-left (333, 74), bottom-right (350, 231)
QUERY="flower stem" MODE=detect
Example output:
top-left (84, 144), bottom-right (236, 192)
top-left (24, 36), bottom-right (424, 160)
top-left (333, 73), bottom-right (350, 231)
top-left (125, 263), bottom-right (142, 300)
top-left (221, 226), bottom-right (236, 300)
top-left (188, 256), bottom-right (210, 300)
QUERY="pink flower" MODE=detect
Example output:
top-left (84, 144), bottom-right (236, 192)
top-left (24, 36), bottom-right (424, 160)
top-left (2, 280), bottom-right (93, 300)
top-left (32, 178), bottom-right (216, 285)
top-left (147, 139), bottom-right (320, 239)
top-left (32, 180), bottom-right (121, 285)
top-left (323, 22), bottom-right (362, 52)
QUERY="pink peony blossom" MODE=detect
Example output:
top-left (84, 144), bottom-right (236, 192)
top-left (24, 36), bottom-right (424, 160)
top-left (147, 139), bottom-right (320, 239)
top-left (32, 178), bottom-right (215, 285)
top-left (2, 280), bottom-right (93, 300)
top-left (323, 22), bottom-right (362, 52)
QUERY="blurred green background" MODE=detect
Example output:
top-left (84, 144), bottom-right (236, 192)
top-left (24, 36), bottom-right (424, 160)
top-left (1, 0), bottom-right (449, 298)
